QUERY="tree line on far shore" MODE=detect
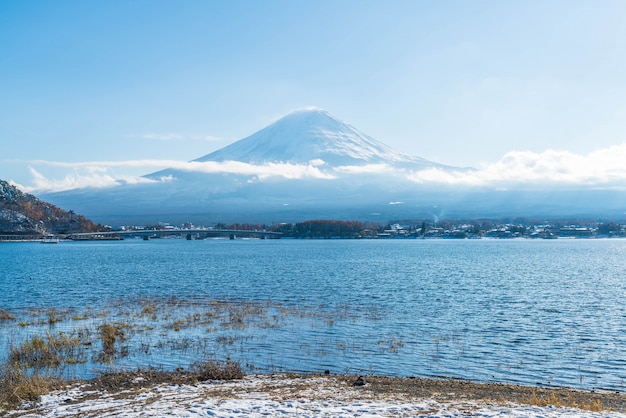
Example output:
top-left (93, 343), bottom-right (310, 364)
top-left (210, 218), bottom-right (626, 239)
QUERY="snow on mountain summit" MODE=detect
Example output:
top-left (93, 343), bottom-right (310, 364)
top-left (194, 109), bottom-right (435, 168)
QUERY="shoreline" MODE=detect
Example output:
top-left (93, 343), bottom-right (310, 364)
top-left (6, 372), bottom-right (626, 417)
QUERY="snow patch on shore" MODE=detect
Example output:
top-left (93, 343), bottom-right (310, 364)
top-left (12, 375), bottom-right (622, 417)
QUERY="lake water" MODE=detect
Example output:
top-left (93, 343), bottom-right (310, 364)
top-left (2, 238), bottom-right (626, 391)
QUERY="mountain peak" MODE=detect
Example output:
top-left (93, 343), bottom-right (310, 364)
top-left (194, 108), bottom-right (429, 166)
top-left (278, 107), bottom-right (338, 124)
top-left (284, 106), bottom-right (329, 116)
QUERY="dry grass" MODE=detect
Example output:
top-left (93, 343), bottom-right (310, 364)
top-left (526, 389), bottom-right (606, 412)
top-left (0, 332), bottom-right (82, 409)
top-left (0, 364), bottom-right (60, 409)
top-left (97, 323), bottom-right (129, 362)
top-left (8, 332), bottom-right (85, 371)
top-left (191, 359), bottom-right (244, 381)
top-left (0, 359), bottom-right (243, 411)
top-left (0, 309), bottom-right (15, 321)
top-left (45, 309), bottom-right (66, 325)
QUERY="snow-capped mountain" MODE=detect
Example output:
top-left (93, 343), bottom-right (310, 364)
top-left (147, 108), bottom-right (456, 182)
top-left (40, 109), bottom-right (626, 225)
top-left (193, 108), bottom-right (439, 166)
top-left (42, 109), bottom-right (465, 224)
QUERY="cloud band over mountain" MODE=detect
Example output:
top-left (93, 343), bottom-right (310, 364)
top-left (17, 143), bottom-right (626, 193)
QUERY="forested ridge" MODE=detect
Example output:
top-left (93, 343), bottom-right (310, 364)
top-left (0, 179), bottom-right (102, 235)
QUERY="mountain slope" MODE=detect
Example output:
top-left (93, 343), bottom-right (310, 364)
top-left (195, 109), bottom-right (437, 166)
top-left (0, 179), bottom-right (102, 234)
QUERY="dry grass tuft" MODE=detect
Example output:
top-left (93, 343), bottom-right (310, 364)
top-left (526, 389), bottom-right (606, 412)
top-left (0, 331), bottom-right (88, 409)
top-left (45, 309), bottom-right (65, 325)
top-left (191, 359), bottom-right (244, 381)
top-left (9, 332), bottom-right (85, 371)
top-left (0, 309), bottom-right (15, 321)
top-left (0, 364), bottom-right (60, 409)
top-left (97, 322), bottom-right (129, 362)
top-left (526, 389), bottom-right (560, 407)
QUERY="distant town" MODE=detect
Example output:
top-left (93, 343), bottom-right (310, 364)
top-left (104, 219), bottom-right (626, 240)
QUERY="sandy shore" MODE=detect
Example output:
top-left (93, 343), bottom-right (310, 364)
top-left (7, 373), bottom-right (626, 417)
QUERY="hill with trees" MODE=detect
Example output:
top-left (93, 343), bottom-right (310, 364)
top-left (0, 179), bottom-right (103, 235)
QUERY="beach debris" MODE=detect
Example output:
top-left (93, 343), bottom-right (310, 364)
top-left (352, 375), bottom-right (365, 386)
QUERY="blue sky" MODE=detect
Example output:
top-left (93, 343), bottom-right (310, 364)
top-left (2, 1), bottom-right (626, 192)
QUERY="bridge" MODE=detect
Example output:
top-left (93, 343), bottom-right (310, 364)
top-left (66, 228), bottom-right (282, 240)
top-left (0, 229), bottom-right (282, 242)
top-left (0, 234), bottom-right (50, 242)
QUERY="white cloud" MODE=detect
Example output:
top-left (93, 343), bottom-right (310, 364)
top-left (138, 133), bottom-right (184, 141)
top-left (21, 167), bottom-right (159, 193)
top-left (18, 143), bottom-right (626, 194)
top-left (131, 133), bottom-right (226, 142)
top-left (170, 160), bottom-right (336, 180)
top-left (309, 159), bottom-right (326, 167)
top-left (20, 159), bottom-right (336, 193)
top-left (26, 159), bottom-right (183, 170)
top-left (333, 164), bottom-right (394, 175)
top-left (27, 159), bottom-right (336, 179)
top-left (407, 144), bottom-right (626, 187)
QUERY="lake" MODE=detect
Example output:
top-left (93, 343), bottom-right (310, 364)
top-left (2, 238), bottom-right (626, 391)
